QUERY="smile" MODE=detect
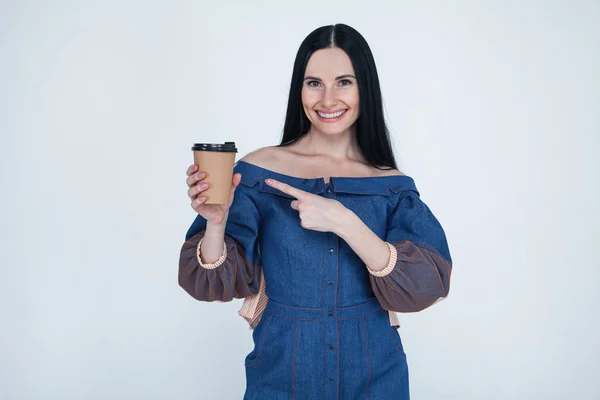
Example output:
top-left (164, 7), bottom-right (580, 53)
top-left (316, 109), bottom-right (347, 121)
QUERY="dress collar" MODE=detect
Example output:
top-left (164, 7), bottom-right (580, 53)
top-left (235, 160), bottom-right (419, 197)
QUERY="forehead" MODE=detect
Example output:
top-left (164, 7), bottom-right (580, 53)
top-left (304, 47), bottom-right (355, 78)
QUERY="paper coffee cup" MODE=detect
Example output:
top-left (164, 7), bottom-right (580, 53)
top-left (191, 142), bottom-right (238, 204)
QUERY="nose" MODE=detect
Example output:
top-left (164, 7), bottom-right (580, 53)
top-left (321, 87), bottom-right (337, 109)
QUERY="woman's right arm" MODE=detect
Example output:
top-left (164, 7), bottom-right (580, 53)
top-left (178, 164), bottom-right (262, 302)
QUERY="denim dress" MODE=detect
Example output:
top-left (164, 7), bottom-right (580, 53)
top-left (179, 160), bottom-right (452, 399)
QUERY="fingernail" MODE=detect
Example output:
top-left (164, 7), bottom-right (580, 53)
top-left (266, 179), bottom-right (272, 184)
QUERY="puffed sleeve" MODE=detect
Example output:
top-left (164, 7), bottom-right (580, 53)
top-left (178, 182), bottom-right (262, 302)
top-left (369, 191), bottom-right (452, 312)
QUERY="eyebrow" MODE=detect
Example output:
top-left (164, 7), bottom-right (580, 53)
top-left (303, 74), bottom-right (356, 81)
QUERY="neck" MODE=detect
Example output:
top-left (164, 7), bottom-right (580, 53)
top-left (297, 125), bottom-right (362, 162)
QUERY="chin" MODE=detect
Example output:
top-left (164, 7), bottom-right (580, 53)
top-left (322, 125), bottom-right (351, 135)
top-left (316, 120), bottom-right (356, 134)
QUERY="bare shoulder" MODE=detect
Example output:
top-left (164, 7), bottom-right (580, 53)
top-left (374, 167), bottom-right (406, 177)
top-left (239, 146), bottom-right (285, 169)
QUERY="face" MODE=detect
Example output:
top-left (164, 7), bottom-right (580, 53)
top-left (301, 47), bottom-right (360, 135)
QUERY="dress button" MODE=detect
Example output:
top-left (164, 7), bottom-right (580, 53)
top-left (328, 311), bottom-right (334, 317)
top-left (328, 248), bottom-right (334, 253)
top-left (329, 377), bottom-right (335, 382)
top-left (328, 280), bottom-right (333, 285)
top-left (326, 188), bottom-right (331, 193)
top-left (329, 345), bottom-right (335, 350)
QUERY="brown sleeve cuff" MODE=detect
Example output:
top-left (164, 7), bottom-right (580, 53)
top-left (178, 230), bottom-right (261, 302)
top-left (369, 241), bottom-right (452, 313)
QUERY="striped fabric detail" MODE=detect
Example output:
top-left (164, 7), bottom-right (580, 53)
top-left (366, 242), bottom-right (397, 277)
top-left (388, 310), bottom-right (400, 328)
top-left (196, 238), bottom-right (228, 270)
top-left (238, 269), bottom-right (267, 329)
top-left (237, 269), bottom-right (401, 329)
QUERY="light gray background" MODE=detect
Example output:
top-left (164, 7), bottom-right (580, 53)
top-left (1, 0), bottom-right (599, 399)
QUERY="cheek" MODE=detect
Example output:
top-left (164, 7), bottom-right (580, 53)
top-left (339, 88), bottom-right (359, 109)
top-left (302, 89), bottom-right (317, 108)
top-left (346, 89), bottom-right (360, 120)
top-left (302, 92), bottom-right (320, 120)
top-left (349, 88), bottom-right (360, 108)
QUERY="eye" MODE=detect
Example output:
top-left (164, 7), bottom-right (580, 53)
top-left (338, 79), bottom-right (353, 86)
top-left (306, 80), bottom-right (321, 88)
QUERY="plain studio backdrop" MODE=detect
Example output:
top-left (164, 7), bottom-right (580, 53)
top-left (1, 1), bottom-right (599, 399)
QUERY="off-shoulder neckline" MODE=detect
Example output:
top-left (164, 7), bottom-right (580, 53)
top-left (235, 160), bottom-right (419, 196)
top-left (236, 159), bottom-right (412, 182)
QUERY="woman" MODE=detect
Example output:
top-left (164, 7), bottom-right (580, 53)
top-left (179, 23), bottom-right (452, 399)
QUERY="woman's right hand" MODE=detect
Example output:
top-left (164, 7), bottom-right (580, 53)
top-left (186, 164), bottom-right (242, 226)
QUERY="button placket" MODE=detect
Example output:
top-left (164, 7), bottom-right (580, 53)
top-left (324, 180), bottom-right (338, 393)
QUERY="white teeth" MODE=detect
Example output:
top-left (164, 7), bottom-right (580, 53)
top-left (318, 110), bottom-right (346, 119)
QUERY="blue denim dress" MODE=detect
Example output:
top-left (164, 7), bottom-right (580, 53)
top-left (179, 160), bottom-right (452, 399)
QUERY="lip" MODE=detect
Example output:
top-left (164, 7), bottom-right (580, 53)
top-left (315, 109), bottom-right (348, 123)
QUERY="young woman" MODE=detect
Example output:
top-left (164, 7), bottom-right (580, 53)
top-left (180, 23), bottom-right (452, 399)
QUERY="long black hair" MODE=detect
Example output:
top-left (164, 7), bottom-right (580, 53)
top-left (279, 23), bottom-right (397, 170)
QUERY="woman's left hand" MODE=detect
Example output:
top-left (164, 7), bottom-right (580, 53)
top-left (265, 178), bottom-right (352, 234)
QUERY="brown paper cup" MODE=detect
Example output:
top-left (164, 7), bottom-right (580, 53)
top-left (192, 142), bottom-right (237, 204)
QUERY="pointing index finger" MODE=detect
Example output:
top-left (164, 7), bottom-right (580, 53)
top-left (265, 179), bottom-right (310, 200)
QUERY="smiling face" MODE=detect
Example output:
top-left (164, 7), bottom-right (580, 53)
top-left (301, 47), bottom-right (360, 136)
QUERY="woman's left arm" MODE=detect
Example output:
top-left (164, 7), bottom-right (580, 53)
top-left (337, 192), bottom-right (452, 313)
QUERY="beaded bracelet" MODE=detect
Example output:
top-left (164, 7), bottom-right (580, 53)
top-left (367, 242), bottom-right (397, 277)
top-left (196, 237), bottom-right (228, 270)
